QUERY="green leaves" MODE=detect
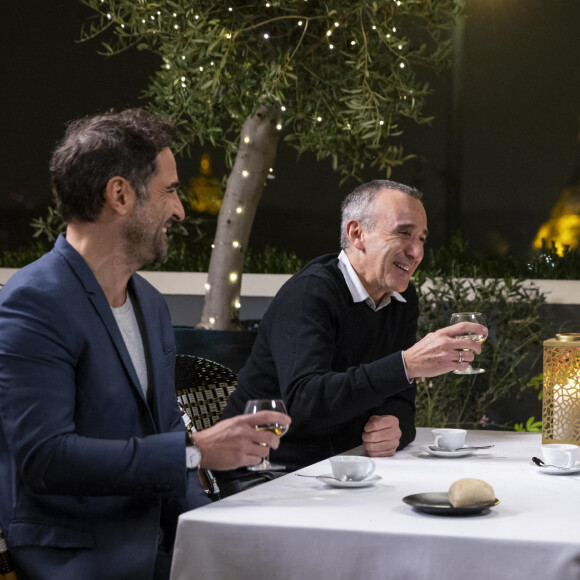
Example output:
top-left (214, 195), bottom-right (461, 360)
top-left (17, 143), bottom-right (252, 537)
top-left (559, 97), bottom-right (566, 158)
top-left (424, 232), bottom-right (580, 280)
top-left (414, 266), bottom-right (551, 431)
top-left (78, 0), bottom-right (460, 180)
top-left (514, 416), bottom-right (542, 433)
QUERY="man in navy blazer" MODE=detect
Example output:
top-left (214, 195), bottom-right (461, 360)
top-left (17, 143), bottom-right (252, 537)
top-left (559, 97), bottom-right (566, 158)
top-left (0, 109), bottom-right (289, 580)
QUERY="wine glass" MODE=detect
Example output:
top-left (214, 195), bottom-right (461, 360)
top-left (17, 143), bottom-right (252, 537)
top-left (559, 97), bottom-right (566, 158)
top-left (449, 312), bottom-right (487, 375)
top-left (244, 399), bottom-right (289, 471)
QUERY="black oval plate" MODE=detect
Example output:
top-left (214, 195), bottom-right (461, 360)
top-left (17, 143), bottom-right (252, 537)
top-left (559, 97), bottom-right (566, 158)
top-left (402, 492), bottom-right (500, 516)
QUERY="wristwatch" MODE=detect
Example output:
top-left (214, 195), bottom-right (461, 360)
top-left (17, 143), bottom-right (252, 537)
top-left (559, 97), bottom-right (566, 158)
top-left (185, 431), bottom-right (202, 470)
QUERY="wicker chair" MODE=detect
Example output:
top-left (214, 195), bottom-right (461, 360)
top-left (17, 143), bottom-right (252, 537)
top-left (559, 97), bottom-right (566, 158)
top-left (174, 354), bottom-right (238, 432)
top-left (0, 525), bottom-right (18, 579)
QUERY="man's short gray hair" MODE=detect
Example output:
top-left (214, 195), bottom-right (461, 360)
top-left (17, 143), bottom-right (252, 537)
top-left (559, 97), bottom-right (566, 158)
top-left (340, 180), bottom-right (423, 250)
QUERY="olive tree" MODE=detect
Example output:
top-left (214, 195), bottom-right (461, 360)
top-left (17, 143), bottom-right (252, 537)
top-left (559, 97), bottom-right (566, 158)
top-left (81, 0), bottom-right (462, 330)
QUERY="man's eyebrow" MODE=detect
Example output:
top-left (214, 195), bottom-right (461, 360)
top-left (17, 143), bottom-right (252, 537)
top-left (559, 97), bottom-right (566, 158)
top-left (167, 181), bottom-right (181, 190)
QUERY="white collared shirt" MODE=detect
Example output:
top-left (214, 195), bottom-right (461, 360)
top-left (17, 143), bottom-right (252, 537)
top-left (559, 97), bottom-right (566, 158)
top-left (337, 250), bottom-right (406, 311)
top-left (337, 250), bottom-right (412, 383)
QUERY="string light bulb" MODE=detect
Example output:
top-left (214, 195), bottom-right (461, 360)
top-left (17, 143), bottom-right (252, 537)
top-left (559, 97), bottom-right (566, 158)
top-left (229, 272), bottom-right (238, 282)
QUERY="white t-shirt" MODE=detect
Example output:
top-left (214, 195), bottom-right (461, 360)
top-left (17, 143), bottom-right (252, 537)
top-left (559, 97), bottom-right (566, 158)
top-left (111, 293), bottom-right (149, 398)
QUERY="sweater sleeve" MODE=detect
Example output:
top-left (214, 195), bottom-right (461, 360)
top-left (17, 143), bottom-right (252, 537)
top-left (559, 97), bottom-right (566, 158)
top-left (263, 271), bottom-right (417, 435)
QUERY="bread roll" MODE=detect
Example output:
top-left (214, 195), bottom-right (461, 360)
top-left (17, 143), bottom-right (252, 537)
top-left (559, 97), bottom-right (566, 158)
top-left (448, 478), bottom-right (495, 507)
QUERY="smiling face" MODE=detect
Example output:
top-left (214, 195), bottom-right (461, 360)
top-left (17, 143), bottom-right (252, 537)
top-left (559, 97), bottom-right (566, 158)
top-left (123, 147), bottom-right (185, 267)
top-left (346, 189), bottom-right (428, 302)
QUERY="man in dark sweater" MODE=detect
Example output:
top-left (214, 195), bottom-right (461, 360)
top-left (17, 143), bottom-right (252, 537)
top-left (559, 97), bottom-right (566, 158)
top-left (220, 180), bottom-right (487, 473)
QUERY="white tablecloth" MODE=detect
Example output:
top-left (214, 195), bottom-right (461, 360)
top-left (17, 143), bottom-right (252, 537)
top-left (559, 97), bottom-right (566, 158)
top-left (170, 428), bottom-right (580, 580)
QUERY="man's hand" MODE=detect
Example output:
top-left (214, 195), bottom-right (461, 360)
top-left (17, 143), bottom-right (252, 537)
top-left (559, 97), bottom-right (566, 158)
top-left (362, 415), bottom-right (401, 457)
top-left (402, 321), bottom-right (488, 379)
top-left (193, 410), bottom-right (291, 471)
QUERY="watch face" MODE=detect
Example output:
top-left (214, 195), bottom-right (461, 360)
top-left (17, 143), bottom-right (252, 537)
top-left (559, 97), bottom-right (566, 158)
top-left (186, 445), bottom-right (202, 470)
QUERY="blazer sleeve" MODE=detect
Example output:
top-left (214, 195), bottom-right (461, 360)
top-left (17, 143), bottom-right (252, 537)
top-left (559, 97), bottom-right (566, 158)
top-left (0, 280), bottom-right (188, 499)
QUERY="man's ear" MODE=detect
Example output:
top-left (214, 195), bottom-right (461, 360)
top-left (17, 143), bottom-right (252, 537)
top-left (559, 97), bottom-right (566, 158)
top-left (345, 219), bottom-right (365, 250)
top-left (104, 176), bottom-right (134, 215)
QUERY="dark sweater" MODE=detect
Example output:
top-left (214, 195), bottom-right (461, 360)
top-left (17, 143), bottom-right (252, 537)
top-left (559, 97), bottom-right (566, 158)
top-left (221, 254), bottom-right (418, 471)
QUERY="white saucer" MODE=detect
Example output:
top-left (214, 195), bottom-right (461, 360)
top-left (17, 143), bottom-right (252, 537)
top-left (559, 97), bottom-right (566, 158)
top-left (534, 463), bottom-right (580, 475)
top-left (319, 474), bottom-right (382, 488)
top-left (420, 446), bottom-right (474, 458)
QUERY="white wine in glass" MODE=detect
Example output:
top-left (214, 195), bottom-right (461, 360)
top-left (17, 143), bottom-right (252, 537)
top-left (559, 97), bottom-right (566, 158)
top-left (244, 399), bottom-right (289, 471)
top-left (449, 312), bottom-right (487, 375)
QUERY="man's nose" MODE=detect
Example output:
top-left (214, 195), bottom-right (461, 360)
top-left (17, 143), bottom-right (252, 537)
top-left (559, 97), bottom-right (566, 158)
top-left (173, 194), bottom-right (186, 222)
top-left (407, 239), bottom-right (424, 261)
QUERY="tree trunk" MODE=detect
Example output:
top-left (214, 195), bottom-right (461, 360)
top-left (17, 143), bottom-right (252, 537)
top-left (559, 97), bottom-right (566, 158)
top-left (197, 108), bottom-right (279, 330)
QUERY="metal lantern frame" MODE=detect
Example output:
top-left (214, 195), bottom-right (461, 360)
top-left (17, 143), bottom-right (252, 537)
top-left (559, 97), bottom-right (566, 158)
top-left (542, 333), bottom-right (580, 445)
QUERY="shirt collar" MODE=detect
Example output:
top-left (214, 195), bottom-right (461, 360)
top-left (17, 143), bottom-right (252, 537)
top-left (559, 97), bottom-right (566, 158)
top-left (337, 250), bottom-right (406, 311)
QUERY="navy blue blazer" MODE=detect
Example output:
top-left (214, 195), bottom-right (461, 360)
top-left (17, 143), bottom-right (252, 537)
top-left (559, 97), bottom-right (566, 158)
top-left (0, 235), bottom-right (208, 580)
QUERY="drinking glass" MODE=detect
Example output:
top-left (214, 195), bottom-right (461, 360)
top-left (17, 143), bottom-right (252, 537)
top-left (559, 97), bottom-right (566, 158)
top-left (449, 312), bottom-right (487, 374)
top-left (244, 399), bottom-right (289, 471)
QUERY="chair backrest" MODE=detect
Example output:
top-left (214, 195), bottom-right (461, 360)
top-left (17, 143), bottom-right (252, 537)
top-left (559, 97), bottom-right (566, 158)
top-left (175, 354), bottom-right (238, 432)
top-left (0, 525), bottom-right (18, 578)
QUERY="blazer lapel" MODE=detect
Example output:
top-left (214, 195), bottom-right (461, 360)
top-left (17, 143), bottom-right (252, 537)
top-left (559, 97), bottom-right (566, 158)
top-left (55, 235), bottom-right (150, 407)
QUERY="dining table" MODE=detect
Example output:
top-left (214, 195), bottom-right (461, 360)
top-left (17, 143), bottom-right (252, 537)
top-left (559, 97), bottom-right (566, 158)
top-left (170, 427), bottom-right (580, 580)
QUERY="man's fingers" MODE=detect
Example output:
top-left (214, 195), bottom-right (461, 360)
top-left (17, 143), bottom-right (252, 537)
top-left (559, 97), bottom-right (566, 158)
top-left (364, 415), bottom-right (399, 433)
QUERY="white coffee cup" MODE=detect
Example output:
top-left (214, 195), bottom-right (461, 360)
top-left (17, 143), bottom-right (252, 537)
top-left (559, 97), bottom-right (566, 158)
top-left (330, 456), bottom-right (376, 481)
top-left (541, 444), bottom-right (579, 468)
top-left (432, 428), bottom-right (467, 451)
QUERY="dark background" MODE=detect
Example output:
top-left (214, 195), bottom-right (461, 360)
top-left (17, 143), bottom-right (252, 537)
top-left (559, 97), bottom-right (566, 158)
top-left (2, 1), bottom-right (580, 263)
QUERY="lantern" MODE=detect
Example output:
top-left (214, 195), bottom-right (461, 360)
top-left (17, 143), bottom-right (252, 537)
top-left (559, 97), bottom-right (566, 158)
top-left (542, 333), bottom-right (580, 444)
